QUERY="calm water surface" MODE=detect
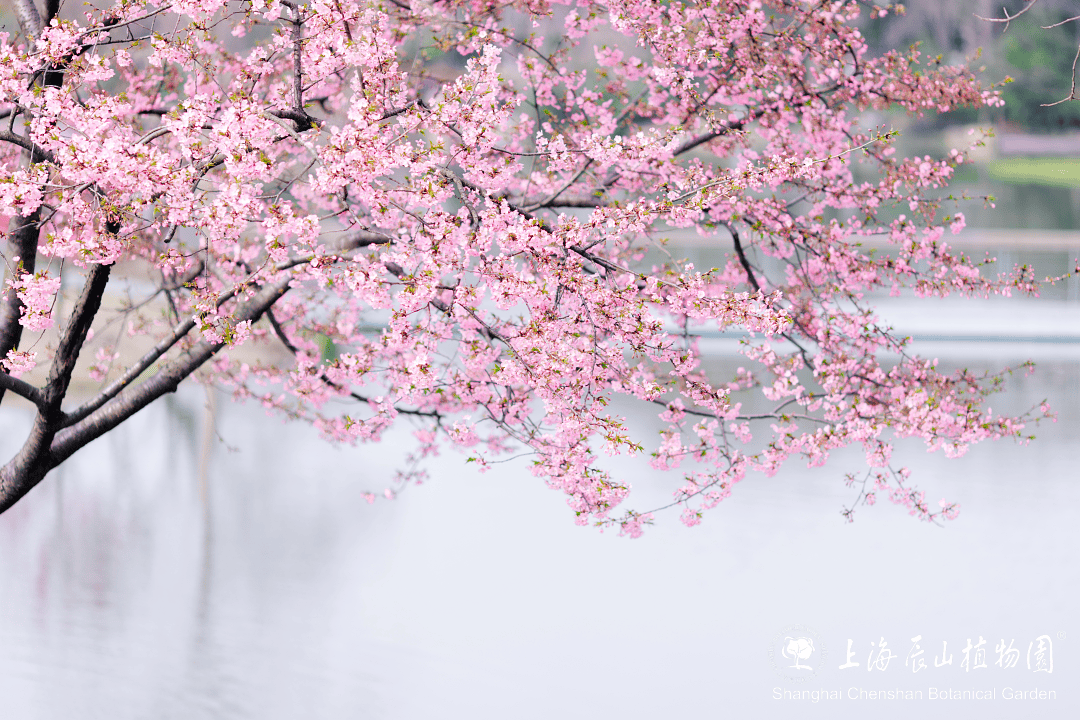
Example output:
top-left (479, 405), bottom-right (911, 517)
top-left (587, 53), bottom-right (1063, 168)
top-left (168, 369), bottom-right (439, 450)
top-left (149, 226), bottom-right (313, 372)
top-left (0, 338), bottom-right (1076, 719)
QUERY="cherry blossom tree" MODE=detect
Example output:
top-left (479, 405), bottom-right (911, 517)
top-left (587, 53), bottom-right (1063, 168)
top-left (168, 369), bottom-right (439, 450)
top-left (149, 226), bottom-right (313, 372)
top-left (0, 0), bottom-right (1051, 531)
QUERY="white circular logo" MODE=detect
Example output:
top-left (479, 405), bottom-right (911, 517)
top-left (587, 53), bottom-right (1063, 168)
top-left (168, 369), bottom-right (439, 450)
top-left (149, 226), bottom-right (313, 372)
top-left (767, 624), bottom-right (827, 684)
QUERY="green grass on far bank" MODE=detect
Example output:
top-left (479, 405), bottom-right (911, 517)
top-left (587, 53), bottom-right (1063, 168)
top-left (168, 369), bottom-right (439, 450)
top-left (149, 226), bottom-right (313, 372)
top-left (986, 157), bottom-right (1080, 188)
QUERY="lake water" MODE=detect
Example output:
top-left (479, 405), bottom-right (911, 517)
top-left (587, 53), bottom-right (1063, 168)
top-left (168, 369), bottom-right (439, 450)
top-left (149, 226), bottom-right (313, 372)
top-left (0, 318), bottom-right (1076, 718)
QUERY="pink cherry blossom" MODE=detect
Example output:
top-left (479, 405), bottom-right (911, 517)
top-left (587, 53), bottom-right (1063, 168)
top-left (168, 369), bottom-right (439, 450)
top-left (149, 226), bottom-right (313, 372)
top-left (0, 0), bottom-right (1055, 528)
top-left (7, 271), bottom-right (61, 332)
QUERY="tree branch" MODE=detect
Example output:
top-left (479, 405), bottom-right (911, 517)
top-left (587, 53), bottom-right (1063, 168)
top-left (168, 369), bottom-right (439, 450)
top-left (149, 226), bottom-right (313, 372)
top-left (333, 229), bottom-right (393, 251)
top-left (291, 8), bottom-right (305, 112)
top-left (1042, 44), bottom-right (1080, 106)
top-left (975, 1), bottom-right (1038, 32)
top-left (13, 0), bottom-right (43, 40)
top-left (0, 260), bottom-right (113, 510)
top-left (43, 262), bottom-right (112, 408)
top-left (45, 276), bottom-right (296, 477)
top-left (673, 109), bottom-right (762, 156)
top-left (0, 372), bottom-right (43, 407)
top-left (0, 125), bottom-right (59, 165)
top-left (60, 264), bottom-right (250, 428)
top-left (265, 308), bottom-right (439, 417)
top-left (0, 209), bottom-right (42, 406)
top-left (724, 221), bottom-right (762, 292)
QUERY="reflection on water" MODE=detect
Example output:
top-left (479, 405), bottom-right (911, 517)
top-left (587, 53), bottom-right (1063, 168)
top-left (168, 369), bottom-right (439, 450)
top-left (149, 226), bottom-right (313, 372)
top-left (0, 350), bottom-right (1077, 719)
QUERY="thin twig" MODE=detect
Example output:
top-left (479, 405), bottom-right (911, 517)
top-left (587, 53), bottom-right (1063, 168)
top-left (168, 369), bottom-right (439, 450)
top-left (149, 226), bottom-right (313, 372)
top-left (975, 1), bottom-right (1038, 32)
top-left (1043, 45), bottom-right (1080, 106)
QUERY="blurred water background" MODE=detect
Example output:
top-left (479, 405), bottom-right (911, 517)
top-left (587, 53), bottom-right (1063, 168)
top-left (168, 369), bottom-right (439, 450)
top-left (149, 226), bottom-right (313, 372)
top-left (0, 346), bottom-right (1076, 719)
top-left (2, 1), bottom-right (1080, 718)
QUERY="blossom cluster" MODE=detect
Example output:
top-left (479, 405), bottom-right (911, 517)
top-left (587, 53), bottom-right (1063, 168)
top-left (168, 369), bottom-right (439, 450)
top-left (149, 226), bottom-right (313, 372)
top-left (6, 270), bottom-right (61, 332)
top-left (0, 0), bottom-right (1050, 529)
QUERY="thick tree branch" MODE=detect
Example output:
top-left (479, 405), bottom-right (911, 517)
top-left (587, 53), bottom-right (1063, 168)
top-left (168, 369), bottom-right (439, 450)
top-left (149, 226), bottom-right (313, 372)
top-left (46, 276), bottom-right (295, 467)
top-left (43, 0), bottom-right (59, 26)
top-left (0, 209), bottom-right (42, 406)
top-left (0, 0), bottom-right (66, 409)
top-left (0, 372), bottom-right (43, 406)
top-left (0, 261), bottom-right (112, 511)
top-left (334, 229), bottom-right (393, 251)
top-left (13, 0), bottom-right (43, 40)
top-left (44, 262), bottom-right (112, 408)
top-left (60, 262), bottom-right (259, 428)
top-left (265, 307), bottom-right (300, 354)
top-left (267, 107), bottom-right (322, 132)
top-left (291, 9), bottom-right (305, 112)
top-left (1, 250), bottom-right (299, 512)
top-left (533, 197), bottom-right (607, 208)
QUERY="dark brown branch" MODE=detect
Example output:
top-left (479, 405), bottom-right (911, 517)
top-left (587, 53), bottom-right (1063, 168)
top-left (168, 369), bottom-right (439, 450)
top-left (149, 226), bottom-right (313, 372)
top-left (101, 227), bottom-right (379, 416)
top-left (266, 308), bottom-right (439, 417)
top-left (0, 262), bottom-right (113, 514)
top-left (438, 168), bottom-right (551, 231)
top-left (60, 268), bottom-right (243, 429)
top-left (266, 307), bottom-right (300, 354)
top-left (267, 107), bottom-right (321, 132)
top-left (45, 276), bottom-right (295, 474)
top-left (536, 197), bottom-right (607, 208)
top-left (0, 129), bottom-right (55, 164)
top-left (44, 263), bottom-right (113, 407)
top-left (0, 209), bottom-right (42, 406)
top-left (569, 245), bottom-right (622, 275)
top-left (334, 229), bottom-right (393, 251)
top-left (376, 100), bottom-right (421, 121)
top-left (673, 110), bottom-right (760, 156)
top-left (333, 0), bottom-right (354, 43)
top-left (0, 372), bottom-right (43, 406)
top-left (527, 158), bottom-right (595, 211)
top-left (43, 0), bottom-right (61, 27)
top-left (672, 91), bottom-right (848, 157)
top-left (724, 222), bottom-right (761, 292)
top-left (0, 1), bottom-right (68, 407)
